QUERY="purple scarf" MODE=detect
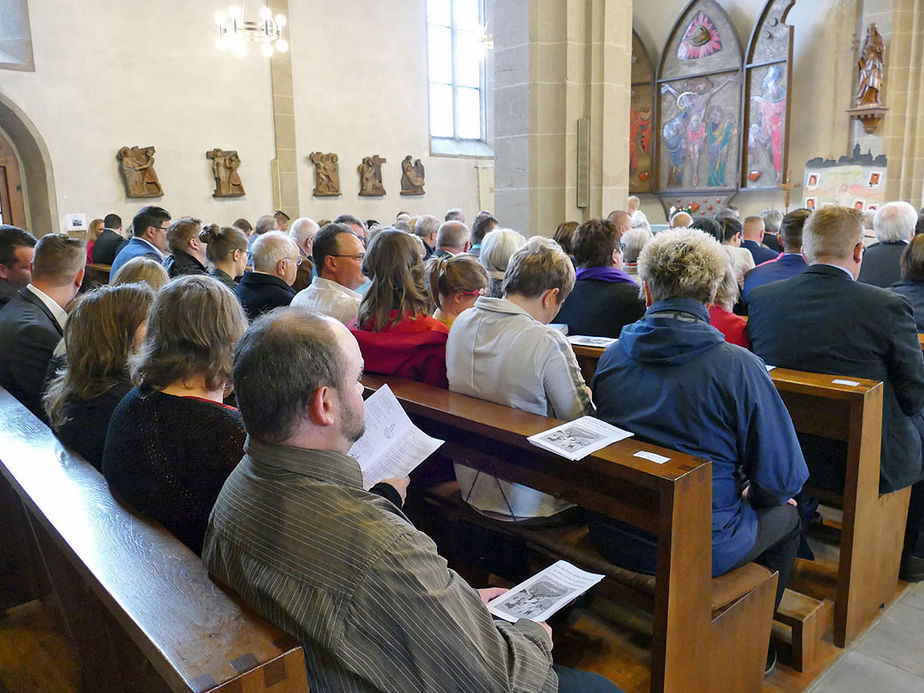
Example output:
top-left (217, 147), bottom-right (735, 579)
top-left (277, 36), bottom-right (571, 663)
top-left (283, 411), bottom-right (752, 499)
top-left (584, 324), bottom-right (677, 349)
top-left (575, 265), bottom-right (637, 285)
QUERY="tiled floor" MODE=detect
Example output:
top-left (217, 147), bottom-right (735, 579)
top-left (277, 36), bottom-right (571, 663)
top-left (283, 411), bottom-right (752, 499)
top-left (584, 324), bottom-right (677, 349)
top-left (808, 581), bottom-right (924, 692)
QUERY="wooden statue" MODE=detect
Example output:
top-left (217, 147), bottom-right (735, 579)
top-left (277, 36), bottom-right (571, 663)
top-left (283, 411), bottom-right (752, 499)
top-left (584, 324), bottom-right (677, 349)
top-left (207, 148), bottom-right (245, 197)
top-left (856, 24), bottom-right (884, 106)
top-left (400, 155), bottom-right (425, 196)
top-left (118, 146), bottom-right (163, 198)
top-left (358, 155), bottom-right (387, 196)
top-left (309, 152), bottom-right (340, 196)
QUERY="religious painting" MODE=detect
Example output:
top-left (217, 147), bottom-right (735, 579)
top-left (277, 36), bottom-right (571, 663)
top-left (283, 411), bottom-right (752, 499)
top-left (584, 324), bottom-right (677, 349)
top-left (656, 0), bottom-right (742, 196)
top-left (629, 30), bottom-right (654, 193)
top-left (400, 155), bottom-right (425, 195)
top-left (742, 0), bottom-right (795, 190)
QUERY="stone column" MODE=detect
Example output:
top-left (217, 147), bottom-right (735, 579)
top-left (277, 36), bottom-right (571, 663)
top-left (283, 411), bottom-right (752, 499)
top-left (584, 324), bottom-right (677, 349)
top-left (882, 0), bottom-right (924, 207)
top-left (269, 0), bottom-right (299, 218)
top-left (494, 0), bottom-right (632, 237)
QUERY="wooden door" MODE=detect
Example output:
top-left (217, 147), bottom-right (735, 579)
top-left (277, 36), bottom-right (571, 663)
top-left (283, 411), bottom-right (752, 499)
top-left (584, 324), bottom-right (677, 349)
top-left (0, 129), bottom-right (26, 228)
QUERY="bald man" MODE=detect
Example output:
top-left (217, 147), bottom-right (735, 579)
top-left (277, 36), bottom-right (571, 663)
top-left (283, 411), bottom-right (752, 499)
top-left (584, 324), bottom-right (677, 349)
top-left (670, 211), bottom-right (693, 228)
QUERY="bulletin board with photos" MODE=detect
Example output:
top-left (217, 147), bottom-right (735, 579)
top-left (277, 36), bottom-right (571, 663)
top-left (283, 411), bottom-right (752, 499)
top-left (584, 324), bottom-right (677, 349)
top-left (802, 165), bottom-right (886, 213)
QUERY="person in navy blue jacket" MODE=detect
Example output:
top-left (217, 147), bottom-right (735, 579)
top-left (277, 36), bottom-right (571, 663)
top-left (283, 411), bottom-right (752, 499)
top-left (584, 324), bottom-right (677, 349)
top-left (741, 215), bottom-right (780, 265)
top-left (234, 231), bottom-right (299, 319)
top-left (742, 209), bottom-right (810, 302)
top-left (589, 228), bottom-right (808, 622)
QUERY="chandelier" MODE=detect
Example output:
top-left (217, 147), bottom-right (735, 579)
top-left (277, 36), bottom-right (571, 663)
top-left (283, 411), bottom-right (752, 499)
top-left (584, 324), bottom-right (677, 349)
top-left (215, 3), bottom-right (288, 57)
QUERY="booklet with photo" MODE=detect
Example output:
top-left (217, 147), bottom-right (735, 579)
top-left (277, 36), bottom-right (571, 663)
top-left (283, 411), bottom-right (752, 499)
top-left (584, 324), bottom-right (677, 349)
top-left (527, 415), bottom-right (634, 461)
top-left (347, 384), bottom-right (444, 490)
top-left (567, 335), bottom-right (617, 349)
top-left (487, 560), bottom-right (605, 623)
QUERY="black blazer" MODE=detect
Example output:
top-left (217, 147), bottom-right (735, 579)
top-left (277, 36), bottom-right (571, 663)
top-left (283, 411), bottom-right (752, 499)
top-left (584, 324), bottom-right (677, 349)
top-left (857, 241), bottom-right (907, 288)
top-left (0, 288), bottom-right (64, 419)
top-left (91, 228), bottom-right (128, 265)
top-left (742, 239), bottom-right (779, 265)
top-left (747, 264), bottom-right (924, 493)
top-left (233, 271), bottom-right (296, 320)
top-left (555, 278), bottom-right (646, 338)
top-left (163, 251), bottom-right (207, 278)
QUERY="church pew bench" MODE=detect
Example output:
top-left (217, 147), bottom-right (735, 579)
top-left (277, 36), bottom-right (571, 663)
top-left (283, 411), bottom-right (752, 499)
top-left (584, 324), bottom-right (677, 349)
top-left (83, 262), bottom-right (111, 290)
top-left (570, 343), bottom-right (904, 649)
top-left (918, 333), bottom-right (923, 353)
top-left (363, 375), bottom-right (778, 693)
top-left (0, 387), bottom-right (310, 693)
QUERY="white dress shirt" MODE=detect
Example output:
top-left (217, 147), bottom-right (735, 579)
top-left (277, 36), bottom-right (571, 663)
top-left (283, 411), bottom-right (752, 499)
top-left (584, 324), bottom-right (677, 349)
top-left (26, 284), bottom-right (68, 331)
top-left (291, 276), bottom-right (362, 324)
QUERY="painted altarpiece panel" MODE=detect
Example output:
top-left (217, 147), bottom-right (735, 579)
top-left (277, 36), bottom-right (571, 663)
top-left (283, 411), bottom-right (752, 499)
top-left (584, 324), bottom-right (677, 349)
top-left (656, 0), bottom-right (742, 212)
top-left (629, 31), bottom-right (654, 194)
top-left (741, 0), bottom-right (795, 190)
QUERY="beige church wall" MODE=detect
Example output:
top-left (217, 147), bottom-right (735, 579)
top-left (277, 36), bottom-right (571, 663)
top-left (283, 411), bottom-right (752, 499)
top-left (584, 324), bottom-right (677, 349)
top-left (632, 0), bottom-right (860, 222)
top-left (288, 0), bottom-right (490, 226)
top-left (0, 0), bottom-right (281, 234)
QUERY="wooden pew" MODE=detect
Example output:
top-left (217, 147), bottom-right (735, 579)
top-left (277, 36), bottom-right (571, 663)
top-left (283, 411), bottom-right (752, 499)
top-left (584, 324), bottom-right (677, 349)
top-left (0, 387), bottom-right (310, 693)
top-left (363, 375), bottom-right (778, 693)
top-left (82, 262), bottom-right (111, 290)
top-left (918, 332), bottom-right (923, 352)
top-left (570, 343), bottom-right (906, 649)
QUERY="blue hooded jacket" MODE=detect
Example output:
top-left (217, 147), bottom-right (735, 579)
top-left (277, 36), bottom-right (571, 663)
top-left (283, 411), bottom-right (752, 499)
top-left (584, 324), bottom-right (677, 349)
top-left (592, 297), bottom-right (808, 575)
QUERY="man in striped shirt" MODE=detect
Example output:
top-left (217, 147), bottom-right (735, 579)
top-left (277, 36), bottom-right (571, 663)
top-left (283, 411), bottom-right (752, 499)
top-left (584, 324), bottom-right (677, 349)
top-left (203, 309), bottom-right (620, 692)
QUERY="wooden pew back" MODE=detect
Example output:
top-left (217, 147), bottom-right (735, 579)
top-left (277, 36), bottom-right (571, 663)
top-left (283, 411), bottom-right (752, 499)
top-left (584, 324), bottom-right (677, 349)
top-left (0, 388), bottom-right (310, 693)
top-left (363, 375), bottom-right (776, 692)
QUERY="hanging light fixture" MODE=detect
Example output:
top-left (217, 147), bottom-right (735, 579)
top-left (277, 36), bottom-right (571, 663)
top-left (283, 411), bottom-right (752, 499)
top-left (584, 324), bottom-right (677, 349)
top-left (215, 2), bottom-right (288, 57)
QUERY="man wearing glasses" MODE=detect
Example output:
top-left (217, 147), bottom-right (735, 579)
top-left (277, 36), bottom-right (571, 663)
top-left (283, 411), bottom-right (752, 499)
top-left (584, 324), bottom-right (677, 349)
top-left (109, 206), bottom-right (171, 277)
top-left (234, 231), bottom-right (300, 319)
top-left (292, 222), bottom-right (365, 324)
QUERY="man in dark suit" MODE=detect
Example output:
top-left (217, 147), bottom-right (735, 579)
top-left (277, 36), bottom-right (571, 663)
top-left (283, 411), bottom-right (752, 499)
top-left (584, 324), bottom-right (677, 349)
top-left (857, 201), bottom-right (917, 287)
top-left (234, 231), bottom-right (298, 319)
top-left (91, 213), bottom-right (128, 265)
top-left (741, 216), bottom-right (779, 265)
top-left (0, 233), bottom-right (85, 419)
top-left (163, 217), bottom-right (208, 278)
top-left (109, 206), bottom-right (171, 277)
top-left (0, 226), bottom-right (37, 309)
top-left (742, 209), bottom-right (810, 302)
top-left (761, 209), bottom-right (784, 253)
top-left (556, 218), bottom-right (645, 337)
top-left (748, 205), bottom-right (924, 582)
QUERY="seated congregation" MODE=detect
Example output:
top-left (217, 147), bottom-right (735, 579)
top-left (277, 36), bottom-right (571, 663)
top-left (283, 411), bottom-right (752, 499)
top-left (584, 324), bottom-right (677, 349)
top-left (1, 194), bottom-right (923, 692)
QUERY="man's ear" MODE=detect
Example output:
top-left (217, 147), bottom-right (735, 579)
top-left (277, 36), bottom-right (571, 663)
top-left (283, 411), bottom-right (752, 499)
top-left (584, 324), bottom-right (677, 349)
top-left (643, 282), bottom-right (653, 308)
top-left (0, 263), bottom-right (9, 281)
top-left (853, 242), bottom-right (864, 264)
top-left (75, 267), bottom-right (85, 290)
top-left (307, 386), bottom-right (335, 427)
top-left (541, 287), bottom-right (560, 309)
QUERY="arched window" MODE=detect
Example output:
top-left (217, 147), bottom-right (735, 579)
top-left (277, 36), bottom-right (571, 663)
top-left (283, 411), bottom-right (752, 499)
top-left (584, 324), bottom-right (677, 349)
top-left (427, 0), bottom-right (492, 156)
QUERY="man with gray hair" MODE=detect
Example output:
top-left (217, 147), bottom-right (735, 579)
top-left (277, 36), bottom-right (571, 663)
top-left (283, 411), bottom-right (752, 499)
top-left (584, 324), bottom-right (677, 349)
top-left (591, 229), bottom-right (808, 673)
top-left (0, 233), bottom-right (86, 418)
top-left (415, 214), bottom-right (440, 260)
top-left (748, 205), bottom-right (924, 583)
top-left (289, 217), bottom-right (319, 292)
top-left (857, 200), bottom-right (918, 287)
top-left (444, 207), bottom-right (465, 223)
top-left (761, 208), bottom-right (784, 252)
top-left (433, 220), bottom-right (471, 258)
top-left (234, 230), bottom-right (299, 319)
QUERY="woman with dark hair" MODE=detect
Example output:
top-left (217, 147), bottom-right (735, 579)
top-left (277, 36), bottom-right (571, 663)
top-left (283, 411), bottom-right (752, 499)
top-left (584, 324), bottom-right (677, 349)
top-left (426, 254), bottom-right (488, 328)
top-left (43, 283), bottom-right (154, 470)
top-left (200, 224), bottom-right (249, 289)
top-left (553, 221), bottom-right (579, 256)
top-left (892, 235), bottom-right (924, 331)
top-left (102, 275), bottom-right (249, 554)
top-left (347, 229), bottom-right (450, 387)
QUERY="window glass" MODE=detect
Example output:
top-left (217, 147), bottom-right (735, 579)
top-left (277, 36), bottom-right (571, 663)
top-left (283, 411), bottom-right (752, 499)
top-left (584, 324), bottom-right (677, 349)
top-left (428, 26), bottom-right (453, 84)
top-left (429, 84), bottom-right (455, 138)
top-left (456, 87), bottom-right (482, 139)
top-left (427, 0), bottom-right (451, 27)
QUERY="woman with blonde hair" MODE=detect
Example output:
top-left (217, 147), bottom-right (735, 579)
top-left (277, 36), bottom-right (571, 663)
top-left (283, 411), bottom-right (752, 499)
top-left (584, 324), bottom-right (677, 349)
top-left (85, 218), bottom-right (105, 262)
top-left (102, 275), bottom-right (249, 554)
top-left (43, 283), bottom-right (154, 470)
top-left (480, 228), bottom-right (527, 298)
top-left (200, 224), bottom-right (249, 289)
top-left (426, 254), bottom-right (489, 328)
top-left (111, 255), bottom-right (170, 290)
top-left (348, 229), bottom-right (449, 387)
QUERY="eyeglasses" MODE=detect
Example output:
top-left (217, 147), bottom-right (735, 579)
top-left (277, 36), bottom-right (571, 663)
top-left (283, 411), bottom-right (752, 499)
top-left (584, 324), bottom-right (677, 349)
top-left (331, 253), bottom-right (365, 261)
top-left (157, 225), bottom-right (169, 232)
top-left (287, 256), bottom-right (304, 266)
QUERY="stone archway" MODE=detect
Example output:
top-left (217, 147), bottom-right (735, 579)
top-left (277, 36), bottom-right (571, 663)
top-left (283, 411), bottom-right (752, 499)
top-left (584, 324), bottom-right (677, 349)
top-left (0, 93), bottom-right (57, 236)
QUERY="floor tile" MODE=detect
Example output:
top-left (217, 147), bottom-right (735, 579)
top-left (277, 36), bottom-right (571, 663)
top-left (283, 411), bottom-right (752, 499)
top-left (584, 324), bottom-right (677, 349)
top-left (899, 582), bottom-right (924, 611)
top-left (854, 602), bottom-right (924, 676)
top-left (809, 651), bottom-right (924, 693)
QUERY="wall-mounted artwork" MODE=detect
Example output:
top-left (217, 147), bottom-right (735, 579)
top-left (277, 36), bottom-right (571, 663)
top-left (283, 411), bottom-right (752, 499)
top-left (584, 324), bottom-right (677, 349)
top-left (309, 152), bottom-right (340, 197)
top-left (629, 30), bottom-right (654, 194)
top-left (741, 0), bottom-right (795, 190)
top-left (207, 148), bottom-right (245, 197)
top-left (118, 146), bottom-right (162, 198)
top-left (656, 0), bottom-right (742, 196)
top-left (400, 155), bottom-right (425, 195)
top-left (803, 145), bottom-right (887, 211)
top-left (358, 155), bottom-right (387, 196)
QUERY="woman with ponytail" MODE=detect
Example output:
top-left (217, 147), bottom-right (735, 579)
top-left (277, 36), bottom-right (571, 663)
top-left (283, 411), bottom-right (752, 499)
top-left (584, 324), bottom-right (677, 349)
top-left (425, 254), bottom-right (488, 328)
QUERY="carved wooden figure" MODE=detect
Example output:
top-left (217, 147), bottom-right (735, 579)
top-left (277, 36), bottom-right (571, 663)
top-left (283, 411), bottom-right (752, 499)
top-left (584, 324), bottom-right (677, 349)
top-left (309, 152), bottom-right (341, 196)
top-left (400, 155), bottom-right (425, 196)
top-left (207, 148), bottom-right (245, 197)
top-left (118, 146), bottom-right (163, 198)
top-left (358, 155), bottom-right (387, 196)
top-left (857, 24), bottom-right (885, 107)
